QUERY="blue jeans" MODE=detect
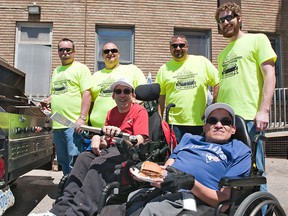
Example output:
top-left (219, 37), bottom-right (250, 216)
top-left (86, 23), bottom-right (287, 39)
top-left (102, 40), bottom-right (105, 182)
top-left (246, 121), bottom-right (267, 192)
top-left (53, 128), bottom-right (83, 175)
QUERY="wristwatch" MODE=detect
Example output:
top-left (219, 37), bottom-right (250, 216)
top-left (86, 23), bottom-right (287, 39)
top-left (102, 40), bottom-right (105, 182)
top-left (79, 115), bottom-right (87, 121)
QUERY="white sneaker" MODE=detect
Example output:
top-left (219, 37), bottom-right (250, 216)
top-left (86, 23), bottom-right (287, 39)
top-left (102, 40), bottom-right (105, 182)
top-left (0, 186), bottom-right (15, 215)
top-left (28, 212), bottom-right (56, 216)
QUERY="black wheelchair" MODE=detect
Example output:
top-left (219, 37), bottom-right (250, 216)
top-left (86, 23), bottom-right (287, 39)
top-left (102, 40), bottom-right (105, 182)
top-left (213, 115), bottom-right (286, 216)
top-left (120, 115), bottom-right (286, 216)
top-left (53, 83), bottom-right (175, 212)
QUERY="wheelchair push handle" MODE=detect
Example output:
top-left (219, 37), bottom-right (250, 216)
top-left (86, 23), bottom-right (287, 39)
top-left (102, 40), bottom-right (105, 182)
top-left (165, 103), bottom-right (176, 123)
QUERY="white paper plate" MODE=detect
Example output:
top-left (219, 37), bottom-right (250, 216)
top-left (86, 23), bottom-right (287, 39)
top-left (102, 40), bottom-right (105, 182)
top-left (130, 167), bottom-right (157, 183)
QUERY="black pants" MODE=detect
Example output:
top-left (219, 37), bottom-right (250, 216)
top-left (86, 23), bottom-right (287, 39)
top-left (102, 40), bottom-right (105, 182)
top-left (51, 147), bottom-right (125, 216)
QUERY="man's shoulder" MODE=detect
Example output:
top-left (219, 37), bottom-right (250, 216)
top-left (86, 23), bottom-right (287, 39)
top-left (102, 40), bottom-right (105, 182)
top-left (226, 139), bottom-right (251, 155)
top-left (120, 64), bottom-right (143, 73)
top-left (181, 133), bottom-right (204, 143)
top-left (132, 103), bottom-right (147, 111)
top-left (71, 61), bottom-right (90, 70)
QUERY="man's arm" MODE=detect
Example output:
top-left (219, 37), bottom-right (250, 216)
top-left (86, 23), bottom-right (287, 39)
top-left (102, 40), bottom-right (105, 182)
top-left (255, 59), bottom-right (276, 131)
top-left (212, 83), bottom-right (219, 104)
top-left (164, 158), bottom-right (230, 207)
top-left (158, 95), bottom-right (166, 118)
top-left (191, 180), bottom-right (231, 209)
top-left (76, 89), bottom-right (92, 125)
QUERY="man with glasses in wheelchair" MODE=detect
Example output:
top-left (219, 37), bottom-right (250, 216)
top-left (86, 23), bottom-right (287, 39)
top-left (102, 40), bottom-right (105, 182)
top-left (127, 103), bottom-right (252, 215)
top-left (29, 77), bottom-right (149, 216)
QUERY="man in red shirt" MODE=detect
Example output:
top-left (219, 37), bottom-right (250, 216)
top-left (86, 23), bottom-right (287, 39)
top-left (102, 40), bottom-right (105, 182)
top-left (30, 78), bottom-right (149, 216)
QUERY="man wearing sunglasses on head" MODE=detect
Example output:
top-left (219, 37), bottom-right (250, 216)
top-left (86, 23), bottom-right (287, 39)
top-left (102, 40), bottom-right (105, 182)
top-left (40, 38), bottom-right (92, 175)
top-left (90, 42), bottom-right (146, 128)
top-left (128, 103), bottom-right (251, 215)
top-left (215, 2), bottom-right (277, 192)
top-left (155, 35), bottom-right (219, 143)
top-left (30, 78), bottom-right (149, 216)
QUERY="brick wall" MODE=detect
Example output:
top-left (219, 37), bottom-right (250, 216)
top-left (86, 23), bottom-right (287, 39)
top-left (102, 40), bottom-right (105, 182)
top-left (0, 0), bottom-right (286, 85)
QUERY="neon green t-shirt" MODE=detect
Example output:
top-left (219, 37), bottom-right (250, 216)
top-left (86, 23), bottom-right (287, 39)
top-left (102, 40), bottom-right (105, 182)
top-left (90, 64), bottom-right (146, 127)
top-left (51, 61), bottom-right (92, 129)
top-left (156, 55), bottom-right (219, 126)
top-left (217, 33), bottom-right (277, 120)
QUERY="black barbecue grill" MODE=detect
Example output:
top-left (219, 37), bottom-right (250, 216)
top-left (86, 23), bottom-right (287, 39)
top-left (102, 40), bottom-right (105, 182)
top-left (0, 59), bottom-right (53, 188)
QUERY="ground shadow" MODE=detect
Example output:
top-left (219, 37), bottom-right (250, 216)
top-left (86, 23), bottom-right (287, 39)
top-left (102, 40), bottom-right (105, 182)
top-left (3, 175), bottom-right (58, 216)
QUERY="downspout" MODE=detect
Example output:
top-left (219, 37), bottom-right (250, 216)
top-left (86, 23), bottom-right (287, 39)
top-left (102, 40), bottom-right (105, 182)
top-left (84, 0), bottom-right (87, 63)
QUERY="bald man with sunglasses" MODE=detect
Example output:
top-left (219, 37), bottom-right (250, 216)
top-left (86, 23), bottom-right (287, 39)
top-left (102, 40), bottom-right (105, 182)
top-left (90, 42), bottom-right (146, 128)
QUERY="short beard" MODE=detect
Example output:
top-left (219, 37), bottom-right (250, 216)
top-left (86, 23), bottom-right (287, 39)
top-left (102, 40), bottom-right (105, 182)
top-left (222, 23), bottom-right (240, 38)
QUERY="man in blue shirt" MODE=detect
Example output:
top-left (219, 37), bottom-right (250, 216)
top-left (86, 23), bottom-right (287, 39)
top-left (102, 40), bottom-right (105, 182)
top-left (130, 103), bottom-right (251, 215)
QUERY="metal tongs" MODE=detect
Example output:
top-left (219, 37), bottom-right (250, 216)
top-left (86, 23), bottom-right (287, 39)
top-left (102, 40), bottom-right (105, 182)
top-left (50, 112), bottom-right (135, 142)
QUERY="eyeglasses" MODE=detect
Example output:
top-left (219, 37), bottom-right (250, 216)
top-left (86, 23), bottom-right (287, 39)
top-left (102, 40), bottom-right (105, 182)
top-left (171, 43), bottom-right (186, 49)
top-left (114, 88), bottom-right (132, 95)
top-left (218, 14), bottom-right (237, 24)
top-left (206, 117), bottom-right (233, 126)
top-left (58, 48), bottom-right (73, 53)
top-left (103, 49), bottom-right (119, 54)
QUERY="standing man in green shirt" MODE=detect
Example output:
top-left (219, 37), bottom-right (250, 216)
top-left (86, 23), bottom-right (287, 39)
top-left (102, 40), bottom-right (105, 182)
top-left (156, 35), bottom-right (219, 143)
top-left (42, 38), bottom-right (92, 175)
top-left (215, 2), bottom-right (277, 191)
top-left (90, 42), bottom-right (146, 128)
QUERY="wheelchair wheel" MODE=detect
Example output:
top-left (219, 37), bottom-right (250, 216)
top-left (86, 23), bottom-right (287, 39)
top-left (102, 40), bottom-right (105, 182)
top-left (234, 191), bottom-right (286, 216)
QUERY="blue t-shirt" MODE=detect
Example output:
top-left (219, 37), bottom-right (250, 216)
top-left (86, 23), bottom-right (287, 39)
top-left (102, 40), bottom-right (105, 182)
top-left (170, 133), bottom-right (251, 190)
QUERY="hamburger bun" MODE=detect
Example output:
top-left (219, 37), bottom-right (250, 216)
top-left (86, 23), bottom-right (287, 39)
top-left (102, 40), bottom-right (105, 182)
top-left (138, 161), bottom-right (163, 179)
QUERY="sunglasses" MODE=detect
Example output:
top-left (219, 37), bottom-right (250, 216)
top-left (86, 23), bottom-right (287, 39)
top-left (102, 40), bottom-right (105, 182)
top-left (103, 49), bottom-right (119, 54)
top-left (58, 48), bottom-right (73, 53)
top-left (206, 116), bottom-right (233, 126)
top-left (114, 88), bottom-right (132, 95)
top-left (171, 43), bottom-right (186, 49)
top-left (218, 14), bottom-right (237, 24)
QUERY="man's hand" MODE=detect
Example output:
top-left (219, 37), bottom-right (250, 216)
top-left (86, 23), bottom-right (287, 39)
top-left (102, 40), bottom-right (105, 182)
top-left (102, 125), bottom-right (121, 137)
top-left (91, 135), bottom-right (107, 156)
top-left (254, 110), bottom-right (269, 131)
top-left (161, 166), bottom-right (195, 193)
top-left (75, 118), bottom-right (85, 134)
top-left (37, 97), bottom-right (51, 111)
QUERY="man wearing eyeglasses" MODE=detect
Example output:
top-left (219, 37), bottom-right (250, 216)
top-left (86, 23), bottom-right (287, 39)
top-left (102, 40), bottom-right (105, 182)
top-left (156, 35), bottom-right (219, 143)
top-left (29, 78), bottom-right (149, 216)
top-left (41, 38), bottom-right (92, 175)
top-left (90, 42), bottom-right (146, 128)
top-left (215, 2), bottom-right (277, 192)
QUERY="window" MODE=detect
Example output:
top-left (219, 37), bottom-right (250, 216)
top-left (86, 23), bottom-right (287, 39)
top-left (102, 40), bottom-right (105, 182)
top-left (174, 29), bottom-right (212, 59)
top-left (248, 32), bottom-right (282, 88)
top-left (268, 35), bottom-right (282, 88)
top-left (95, 27), bottom-right (134, 71)
top-left (15, 22), bottom-right (52, 98)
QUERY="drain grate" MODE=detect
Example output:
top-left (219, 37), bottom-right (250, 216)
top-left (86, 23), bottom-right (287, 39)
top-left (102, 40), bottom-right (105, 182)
top-left (265, 136), bottom-right (288, 158)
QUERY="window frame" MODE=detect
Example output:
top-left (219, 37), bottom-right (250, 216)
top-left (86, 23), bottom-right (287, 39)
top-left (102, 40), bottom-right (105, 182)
top-left (174, 28), bottom-right (212, 60)
top-left (95, 26), bottom-right (135, 71)
top-left (15, 22), bottom-right (52, 97)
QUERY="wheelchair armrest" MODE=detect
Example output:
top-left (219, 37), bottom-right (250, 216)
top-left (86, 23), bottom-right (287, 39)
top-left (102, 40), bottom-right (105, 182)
top-left (219, 175), bottom-right (266, 188)
top-left (103, 181), bottom-right (121, 196)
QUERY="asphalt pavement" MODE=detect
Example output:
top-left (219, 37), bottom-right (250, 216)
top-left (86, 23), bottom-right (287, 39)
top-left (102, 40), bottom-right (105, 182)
top-left (3, 157), bottom-right (288, 216)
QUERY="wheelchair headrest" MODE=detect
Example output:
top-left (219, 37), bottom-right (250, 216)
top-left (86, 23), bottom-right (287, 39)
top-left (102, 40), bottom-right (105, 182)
top-left (135, 83), bottom-right (160, 101)
top-left (231, 115), bottom-right (251, 148)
